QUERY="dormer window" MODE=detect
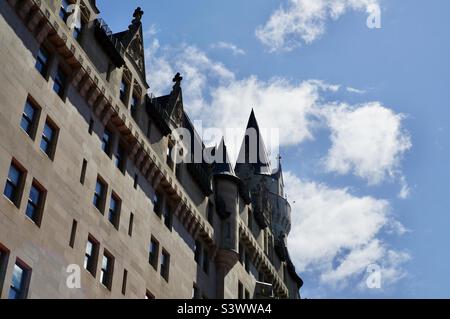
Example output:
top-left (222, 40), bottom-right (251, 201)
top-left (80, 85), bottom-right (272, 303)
top-left (120, 79), bottom-right (129, 104)
top-left (120, 68), bottom-right (132, 107)
top-left (131, 94), bottom-right (139, 117)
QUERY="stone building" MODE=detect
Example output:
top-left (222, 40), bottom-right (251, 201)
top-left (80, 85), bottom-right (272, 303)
top-left (0, 0), bottom-right (303, 299)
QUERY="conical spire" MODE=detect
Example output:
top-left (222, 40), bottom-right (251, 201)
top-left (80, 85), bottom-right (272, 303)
top-left (235, 109), bottom-right (271, 175)
top-left (213, 138), bottom-right (235, 176)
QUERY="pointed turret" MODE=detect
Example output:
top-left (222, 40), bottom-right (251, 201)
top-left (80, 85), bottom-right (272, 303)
top-left (235, 109), bottom-right (271, 177)
top-left (213, 138), bottom-right (235, 176)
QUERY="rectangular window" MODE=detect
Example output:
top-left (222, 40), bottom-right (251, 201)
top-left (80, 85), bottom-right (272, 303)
top-left (8, 261), bottom-right (31, 300)
top-left (80, 159), bottom-right (88, 185)
top-left (35, 47), bottom-right (50, 77)
top-left (84, 236), bottom-right (99, 277)
top-left (53, 66), bottom-right (67, 99)
top-left (0, 245), bottom-right (10, 296)
top-left (108, 193), bottom-right (121, 230)
top-left (121, 269), bottom-right (128, 295)
top-left (162, 204), bottom-right (172, 230)
top-left (128, 212), bottom-right (134, 237)
top-left (194, 241), bottom-right (202, 264)
top-left (120, 79), bottom-right (129, 105)
top-left (20, 99), bottom-right (39, 139)
top-left (40, 119), bottom-right (59, 159)
top-left (238, 281), bottom-right (243, 299)
top-left (202, 249), bottom-right (209, 275)
top-left (69, 220), bottom-right (77, 248)
top-left (25, 180), bottom-right (46, 227)
top-left (93, 177), bottom-right (107, 213)
top-left (153, 191), bottom-right (163, 216)
top-left (149, 237), bottom-right (159, 271)
top-left (100, 251), bottom-right (114, 290)
top-left (114, 143), bottom-right (127, 174)
top-left (160, 250), bottom-right (170, 282)
top-left (131, 94), bottom-right (139, 116)
top-left (101, 128), bottom-right (113, 156)
top-left (3, 160), bottom-right (26, 208)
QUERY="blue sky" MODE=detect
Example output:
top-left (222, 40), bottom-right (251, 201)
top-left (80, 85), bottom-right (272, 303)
top-left (98, 0), bottom-right (450, 298)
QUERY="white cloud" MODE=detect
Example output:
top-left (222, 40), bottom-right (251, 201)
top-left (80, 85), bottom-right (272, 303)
top-left (144, 34), bottom-right (411, 293)
top-left (210, 41), bottom-right (246, 56)
top-left (347, 87), bottom-right (366, 94)
top-left (322, 102), bottom-right (412, 185)
top-left (284, 172), bottom-right (409, 288)
top-left (145, 36), bottom-right (411, 188)
top-left (256, 0), bottom-right (381, 52)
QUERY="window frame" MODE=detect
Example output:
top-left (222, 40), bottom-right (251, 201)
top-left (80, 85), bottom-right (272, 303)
top-left (3, 160), bottom-right (27, 208)
top-left (100, 250), bottom-right (115, 290)
top-left (93, 176), bottom-right (107, 214)
top-left (53, 65), bottom-right (68, 99)
top-left (25, 179), bottom-right (46, 227)
top-left (20, 99), bottom-right (41, 140)
top-left (108, 192), bottom-right (121, 230)
top-left (84, 235), bottom-right (99, 277)
top-left (149, 237), bottom-right (159, 271)
top-left (160, 249), bottom-right (170, 282)
top-left (8, 259), bottom-right (31, 300)
top-left (35, 46), bottom-right (51, 78)
top-left (40, 118), bottom-right (59, 160)
top-left (0, 244), bottom-right (10, 298)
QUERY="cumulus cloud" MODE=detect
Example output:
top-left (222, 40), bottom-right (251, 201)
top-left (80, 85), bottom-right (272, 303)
top-left (322, 102), bottom-right (412, 185)
top-left (143, 31), bottom-right (411, 293)
top-left (284, 172), bottom-right (409, 288)
top-left (210, 41), bottom-right (246, 56)
top-left (256, 0), bottom-right (381, 52)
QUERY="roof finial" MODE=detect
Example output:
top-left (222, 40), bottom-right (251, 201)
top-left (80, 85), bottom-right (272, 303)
top-left (132, 7), bottom-right (144, 24)
top-left (173, 72), bottom-right (183, 86)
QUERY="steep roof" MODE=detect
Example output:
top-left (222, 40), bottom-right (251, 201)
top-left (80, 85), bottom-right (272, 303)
top-left (235, 109), bottom-right (272, 175)
top-left (112, 7), bottom-right (147, 83)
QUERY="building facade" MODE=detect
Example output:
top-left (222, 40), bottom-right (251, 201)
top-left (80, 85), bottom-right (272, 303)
top-left (0, 0), bottom-right (303, 299)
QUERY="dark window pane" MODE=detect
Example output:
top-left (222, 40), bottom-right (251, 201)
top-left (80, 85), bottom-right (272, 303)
top-left (20, 102), bottom-right (37, 136)
top-left (35, 47), bottom-right (49, 77)
top-left (3, 164), bottom-right (22, 204)
top-left (93, 179), bottom-right (105, 211)
top-left (102, 128), bottom-right (112, 154)
top-left (40, 122), bottom-right (56, 157)
top-left (25, 185), bottom-right (42, 224)
top-left (9, 263), bottom-right (29, 300)
top-left (53, 68), bottom-right (67, 98)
